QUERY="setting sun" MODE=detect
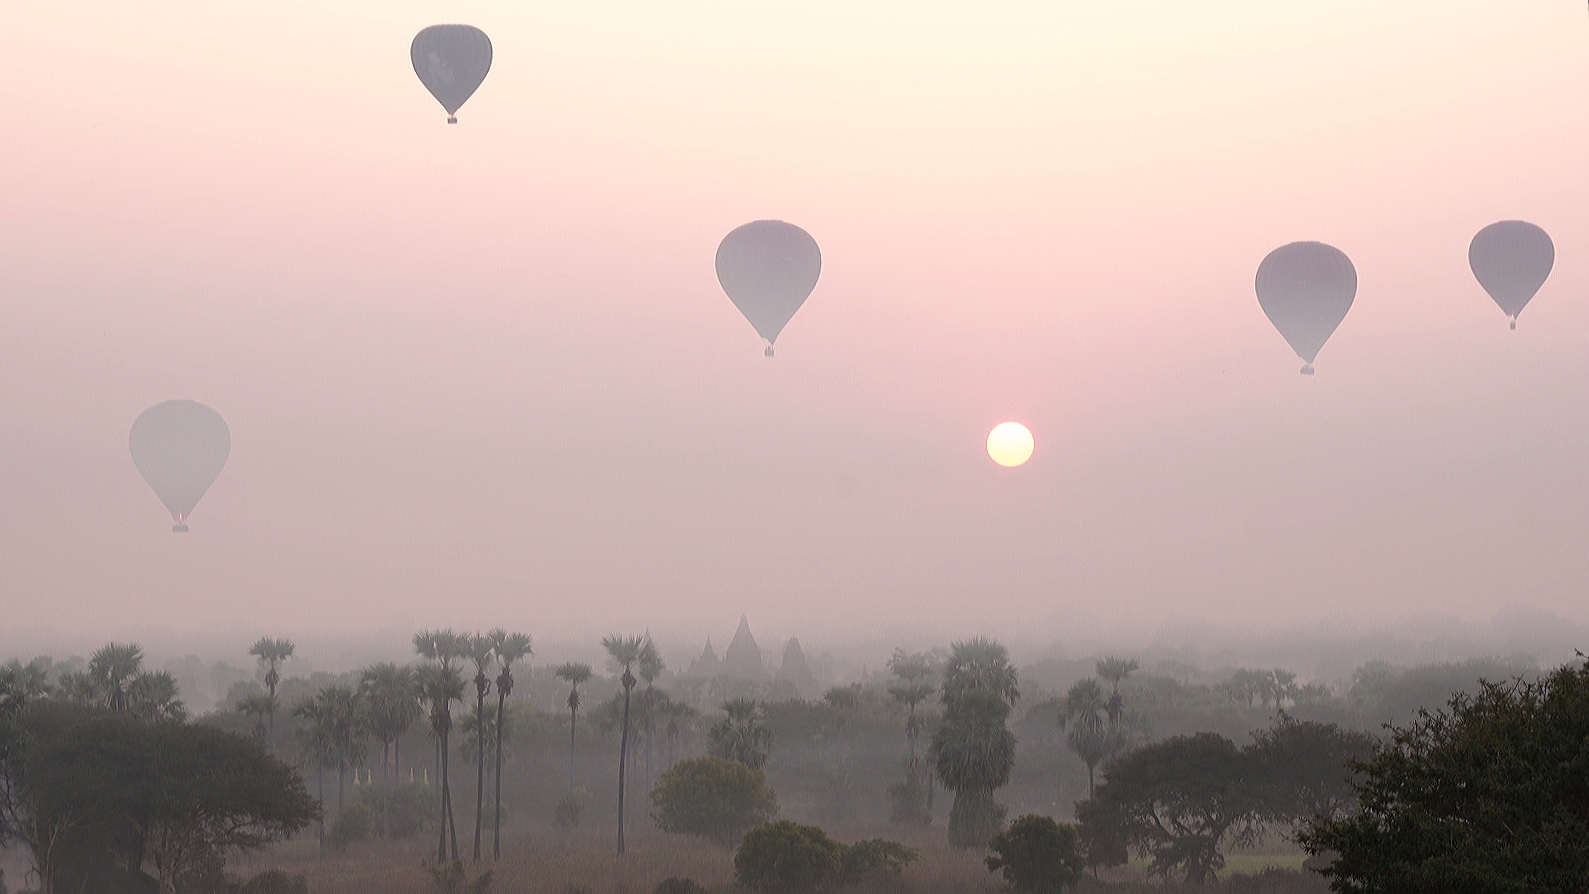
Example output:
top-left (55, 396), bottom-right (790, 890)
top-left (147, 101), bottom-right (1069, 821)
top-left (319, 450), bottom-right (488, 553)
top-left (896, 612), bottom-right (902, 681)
top-left (986, 422), bottom-right (1035, 467)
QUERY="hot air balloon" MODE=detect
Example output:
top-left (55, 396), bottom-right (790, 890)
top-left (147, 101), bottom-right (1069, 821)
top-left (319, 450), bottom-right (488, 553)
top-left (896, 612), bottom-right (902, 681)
top-left (1255, 242), bottom-right (1357, 375)
top-left (1469, 221), bottom-right (1553, 330)
top-left (411, 25), bottom-right (492, 124)
top-left (715, 221), bottom-right (821, 356)
top-left (129, 400), bottom-right (231, 533)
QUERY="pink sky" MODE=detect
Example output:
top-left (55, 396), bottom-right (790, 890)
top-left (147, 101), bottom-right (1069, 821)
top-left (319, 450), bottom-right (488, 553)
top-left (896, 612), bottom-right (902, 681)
top-left (2, 0), bottom-right (1589, 650)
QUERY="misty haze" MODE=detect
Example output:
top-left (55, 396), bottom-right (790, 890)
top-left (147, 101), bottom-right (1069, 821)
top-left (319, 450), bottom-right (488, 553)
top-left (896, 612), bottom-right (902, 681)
top-left (4, 2), bottom-right (1589, 893)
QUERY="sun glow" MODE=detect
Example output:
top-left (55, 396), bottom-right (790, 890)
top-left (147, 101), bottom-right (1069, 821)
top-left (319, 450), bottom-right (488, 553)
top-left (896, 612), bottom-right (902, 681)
top-left (986, 422), bottom-right (1034, 467)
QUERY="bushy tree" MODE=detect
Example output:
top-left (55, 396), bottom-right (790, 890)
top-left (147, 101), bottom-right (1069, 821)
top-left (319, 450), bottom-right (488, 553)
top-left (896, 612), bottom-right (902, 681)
top-left (1248, 714), bottom-right (1376, 831)
top-left (1075, 732), bottom-right (1257, 884)
top-left (650, 756), bottom-right (778, 846)
top-left (733, 821), bottom-right (845, 892)
top-left (709, 698), bottom-right (773, 769)
top-left (1299, 659), bottom-right (1589, 892)
top-left (985, 814), bottom-right (1086, 894)
top-left (932, 638), bottom-right (1018, 849)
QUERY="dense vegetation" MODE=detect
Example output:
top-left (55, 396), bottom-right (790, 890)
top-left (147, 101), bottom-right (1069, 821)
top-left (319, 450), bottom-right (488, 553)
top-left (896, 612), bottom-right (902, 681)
top-left (0, 629), bottom-right (1566, 891)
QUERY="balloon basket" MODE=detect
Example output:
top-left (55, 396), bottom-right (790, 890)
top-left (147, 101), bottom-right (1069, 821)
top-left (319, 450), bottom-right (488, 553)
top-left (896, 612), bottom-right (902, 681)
top-left (764, 346), bottom-right (774, 357)
top-left (1510, 320), bottom-right (1517, 330)
top-left (1300, 365), bottom-right (1315, 376)
top-left (447, 116), bottom-right (458, 124)
top-left (172, 524), bottom-right (189, 533)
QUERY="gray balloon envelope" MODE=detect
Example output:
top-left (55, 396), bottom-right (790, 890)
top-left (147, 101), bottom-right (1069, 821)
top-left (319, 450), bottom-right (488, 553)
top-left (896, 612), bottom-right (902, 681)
top-left (411, 25), bottom-right (492, 122)
top-left (129, 400), bottom-right (231, 532)
top-left (715, 220), bottom-right (821, 354)
top-left (1255, 242), bottom-right (1357, 373)
top-left (1469, 221), bottom-right (1553, 325)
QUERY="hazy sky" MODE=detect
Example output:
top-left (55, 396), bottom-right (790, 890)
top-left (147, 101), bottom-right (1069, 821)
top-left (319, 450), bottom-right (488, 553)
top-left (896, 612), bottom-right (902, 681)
top-left (3, 1), bottom-right (1589, 652)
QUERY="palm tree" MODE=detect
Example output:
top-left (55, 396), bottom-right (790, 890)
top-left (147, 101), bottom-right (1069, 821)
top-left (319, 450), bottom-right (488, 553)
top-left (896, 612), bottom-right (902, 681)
top-left (1060, 678), bottom-right (1109, 797)
top-left (360, 662), bottom-right (420, 838)
top-left (601, 634), bottom-right (644, 857)
top-left (553, 661), bottom-right (593, 791)
top-left (249, 637), bottom-right (296, 748)
top-left (237, 692), bottom-right (277, 743)
top-left (88, 642), bottom-right (144, 713)
top-left (293, 693), bottom-right (334, 852)
top-left (56, 669), bottom-right (99, 705)
top-left (462, 633), bottom-right (497, 862)
top-left (638, 637), bottom-right (665, 795)
top-left (1095, 656), bottom-right (1138, 755)
top-left (887, 649), bottom-right (937, 783)
top-left (488, 629), bottom-right (532, 860)
top-left (708, 698), bottom-right (773, 769)
top-left (415, 629), bottom-right (468, 864)
top-left (932, 637), bottom-right (1019, 849)
top-left (127, 671), bottom-right (187, 723)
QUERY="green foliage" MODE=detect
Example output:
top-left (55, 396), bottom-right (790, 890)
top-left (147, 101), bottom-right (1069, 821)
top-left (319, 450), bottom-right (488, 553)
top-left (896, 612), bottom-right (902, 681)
top-left (328, 800), bottom-right (376, 851)
top-left (351, 781), bottom-right (432, 839)
top-left (1247, 714), bottom-right (1376, 828)
top-left (0, 702), bottom-right (318, 894)
top-left (553, 787), bottom-right (588, 830)
top-left (238, 869), bottom-right (309, 894)
top-left (734, 821), bottom-right (846, 892)
top-left (428, 861), bottom-right (493, 894)
top-left (708, 698), bottom-right (774, 769)
top-left (985, 815), bottom-right (1086, 894)
top-left (653, 879), bottom-right (705, 894)
top-left (948, 787), bottom-right (1007, 849)
top-left (886, 774), bottom-right (931, 826)
top-left (841, 838), bottom-right (920, 882)
top-left (1299, 660), bottom-right (1589, 892)
top-left (1076, 732), bottom-right (1256, 884)
top-left (651, 756), bottom-right (778, 846)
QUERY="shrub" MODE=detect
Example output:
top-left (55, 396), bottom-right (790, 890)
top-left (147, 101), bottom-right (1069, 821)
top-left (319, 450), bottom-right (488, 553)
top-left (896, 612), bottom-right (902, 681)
top-left (886, 775), bottom-right (931, 827)
top-left (652, 756), bottom-right (779, 846)
top-left (734, 821), bottom-right (845, 892)
top-left (328, 800), bottom-right (376, 851)
top-left (653, 879), bottom-right (705, 894)
top-left (428, 861), bottom-right (492, 894)
top-left (352, 782), bottom-right (433, 839)
top-left (841, 839), bottom-right (920, 882)
top-left (985, 815), bottom-right (1086, 894)
top-left (238, 870), bottom-right (309, 894)
top-left (553, 788), bottom-right (588, 830)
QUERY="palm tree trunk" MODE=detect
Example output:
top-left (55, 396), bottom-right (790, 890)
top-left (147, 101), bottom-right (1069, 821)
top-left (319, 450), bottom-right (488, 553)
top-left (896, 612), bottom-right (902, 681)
top-left (317, 758), bottom-right (326, 854)
top-left (644, 686), bottom-right (654, 796)
top-left (382, 740), bottom-right (391, 839)
top-left (493, 688), bottom-right (507, 860)
top-left (338, 764), bottom-right (346, 815)
top-left (436, 733), bottom-right (447, 863)
top-left (474, 690), bottom-right (486, 862)
top-left (444, 729), bottom-right (459, 863)
top-left (617, 686), bottom-right (632, 856)
top-left (568, 696), bottom-right (578, 791)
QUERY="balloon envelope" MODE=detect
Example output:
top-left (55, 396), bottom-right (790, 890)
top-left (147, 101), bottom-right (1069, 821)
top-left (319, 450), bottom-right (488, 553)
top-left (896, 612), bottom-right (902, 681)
top-left (1469, 221), bottom-right (1553, 322)
top-left (411, 25), bottom-right (492, 120)
top-left (716, 221), bottom-right (822, 351)
top-left (1255, 242), bottom-right (1357, 370)
top-left (129, 401), bottom-right (231, 530)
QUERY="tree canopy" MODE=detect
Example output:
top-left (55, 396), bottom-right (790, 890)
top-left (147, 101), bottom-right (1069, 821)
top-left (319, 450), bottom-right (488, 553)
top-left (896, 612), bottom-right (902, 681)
top-left (1300, 660), bottom-right (1589, 894)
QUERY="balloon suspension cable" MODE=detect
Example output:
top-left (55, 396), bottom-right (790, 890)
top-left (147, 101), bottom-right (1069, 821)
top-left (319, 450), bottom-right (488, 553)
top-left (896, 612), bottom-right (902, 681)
top-left (764, 345), bottom-right (775, 358)
top-left (1300, 364), bottom-right (1316, 376)
top-left (447, 116), bottom-right (458, 124)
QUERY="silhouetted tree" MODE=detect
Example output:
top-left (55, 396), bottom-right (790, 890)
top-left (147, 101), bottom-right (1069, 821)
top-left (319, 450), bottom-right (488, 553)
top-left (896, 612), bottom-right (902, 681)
top-left (639, 636), bottom-right (665, 796)
top-left (887, 650), bottom-right (936, 786)
top-left (414, 630), bottom-right (467, 864)
top-left (601, 634), bottom-right (644, 857)
top-left (358, 662), bottom-right (419, 839)
top-left (1060, 678), bottom-right (1108, 797)
top-left (1094, 657), bottom-right (1137, 758)
top-left (488, 629), bottom-right (531, 860)
top-left (932, 638), bottom-right (1018, 848)
top-left (87, 643), bottom-right (143, 714)
top-left (553, 662), bottom-right (592, 791)
top-left (236, 692), bottom-right (275, 743)
top-left (248, 637), bottom-right (295, 748)
top-left (463, 633), bottom-right (495, 863)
